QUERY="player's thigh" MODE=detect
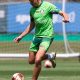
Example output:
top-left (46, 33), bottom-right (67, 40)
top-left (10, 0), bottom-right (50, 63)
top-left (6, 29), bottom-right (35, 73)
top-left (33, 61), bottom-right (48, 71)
top-left (29, 37), bottom-right (41, 52)
top-left (35, 48), bottom-right (46, 62)
top-left (40, 37), bottom-right (53, 52)
top-left (35, 37), bottom-right (53, 61)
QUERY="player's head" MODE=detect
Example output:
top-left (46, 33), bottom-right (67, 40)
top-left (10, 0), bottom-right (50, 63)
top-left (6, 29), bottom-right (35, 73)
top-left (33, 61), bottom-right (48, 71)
top-left (29, 0), bottom-right (42, 7)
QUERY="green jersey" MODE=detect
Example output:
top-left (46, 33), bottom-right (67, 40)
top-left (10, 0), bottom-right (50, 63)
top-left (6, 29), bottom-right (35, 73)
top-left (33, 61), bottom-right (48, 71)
top-left (30, 1), bottom-right (60, 38)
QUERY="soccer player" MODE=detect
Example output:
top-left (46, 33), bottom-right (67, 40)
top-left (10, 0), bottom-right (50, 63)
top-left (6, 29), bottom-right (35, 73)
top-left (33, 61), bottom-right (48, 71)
top-left (14, 0), bottom-right (69, 80)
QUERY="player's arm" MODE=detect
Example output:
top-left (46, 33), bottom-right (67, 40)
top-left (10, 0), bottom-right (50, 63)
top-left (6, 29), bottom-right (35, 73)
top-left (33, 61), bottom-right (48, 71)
top-left (14, 17), bottom-right (35, 43)
top-left (50, 4), bottom-right (69, 23)
top-left (58, 11), bottom-right (69, 23)
top-left (51, 10), bottom-right (69, 23)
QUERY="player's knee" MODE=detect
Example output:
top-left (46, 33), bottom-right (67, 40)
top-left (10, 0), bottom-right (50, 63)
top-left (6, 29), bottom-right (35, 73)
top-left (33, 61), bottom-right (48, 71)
top-left (35, 58), bottom-right (41, 65)
top-left (28, 59), bottom-right (35, 64)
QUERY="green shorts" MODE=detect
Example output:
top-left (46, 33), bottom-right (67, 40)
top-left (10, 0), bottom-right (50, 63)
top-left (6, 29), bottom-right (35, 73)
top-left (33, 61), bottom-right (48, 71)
top-left (29, 37), bottom-right (54, 52)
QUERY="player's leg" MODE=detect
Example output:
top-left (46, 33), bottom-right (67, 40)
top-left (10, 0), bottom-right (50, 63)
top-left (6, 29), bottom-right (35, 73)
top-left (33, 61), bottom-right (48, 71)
top-left (28, 51), bottom-right (36, 64)
top-left (49, 52), bottom-right (56, 68)
top-left (29, 37), bottom-right (56, 80)
top-left (28, 37), bottom-right (41, 64)
top-left (29, 37), bottom-right (42, 80)
top-left (31, 37), bottom-right (55, 80)
top-left (40, 37), bottom-right (56, 68)
top-left (32, 46), bottom-right (46, 80)
top-left (33, 37), bottom-right (53, 62)
top-left (42, 52), bottom-right (56, 61)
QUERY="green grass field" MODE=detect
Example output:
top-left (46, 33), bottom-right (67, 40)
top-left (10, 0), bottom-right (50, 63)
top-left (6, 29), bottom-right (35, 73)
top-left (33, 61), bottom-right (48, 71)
top-left (0, 41), bottom-right (80, 53)
top-left (0, 34), bottom-right (80, 80)
top-left (0, 59), bottom-right (80, 80)
top-left (0, 33), bottom-right (80, 53)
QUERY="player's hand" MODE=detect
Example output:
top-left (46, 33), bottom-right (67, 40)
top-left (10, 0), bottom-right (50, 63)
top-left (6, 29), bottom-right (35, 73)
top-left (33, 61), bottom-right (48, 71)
top-left (63, 17), bottom-right (69, 23)
top-left (14, 36), bottom-right (22, 43)
top-left (63, 20), bottom-right (69, 23)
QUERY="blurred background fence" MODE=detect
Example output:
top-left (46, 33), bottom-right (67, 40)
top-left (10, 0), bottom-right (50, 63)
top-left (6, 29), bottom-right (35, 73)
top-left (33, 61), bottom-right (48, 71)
top-left (0, 0), bottom-right (80, 54)
top-left (0, 0), bottom-right (80, 33)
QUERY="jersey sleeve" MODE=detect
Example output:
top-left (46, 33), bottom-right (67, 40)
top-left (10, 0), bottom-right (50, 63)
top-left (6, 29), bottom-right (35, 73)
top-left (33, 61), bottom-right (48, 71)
top-left (30, 9), bottom-right (34, 22)
top-left (30, 15), bottom-right (34, 22)
top-left (49, 4), bottom-right (61, 13)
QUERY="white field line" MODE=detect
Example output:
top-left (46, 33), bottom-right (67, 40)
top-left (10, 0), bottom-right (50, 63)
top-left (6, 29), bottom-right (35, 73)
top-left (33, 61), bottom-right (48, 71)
top-left (0, 53), bottom-right (80, 58)
top-left (26, 76), bottom-right (54, 79)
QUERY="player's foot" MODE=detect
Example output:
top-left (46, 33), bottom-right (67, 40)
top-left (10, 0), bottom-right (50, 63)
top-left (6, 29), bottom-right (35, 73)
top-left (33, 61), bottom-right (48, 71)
top-left (49, 52), bottom-right (56, 68)
top-left (50, 59), bottom-right (56, 68)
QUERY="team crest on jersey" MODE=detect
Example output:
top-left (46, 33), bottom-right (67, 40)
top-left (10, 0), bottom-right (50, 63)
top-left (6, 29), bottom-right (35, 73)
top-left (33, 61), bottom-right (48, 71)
top-left (40, 10), bottom-right (44, 14)
top-left (36, 10), bottom-right (44, 14)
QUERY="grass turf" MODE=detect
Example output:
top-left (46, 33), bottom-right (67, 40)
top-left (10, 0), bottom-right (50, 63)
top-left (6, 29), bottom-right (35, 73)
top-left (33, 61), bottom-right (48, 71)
top-left (0, 59), bottom-right (80, 80)
top-left (0, 34), bottom-right (80, 80)
top-left (0, 33), bottom-right (80, 53)
top-left (0, 41), bottom-right (80, 53)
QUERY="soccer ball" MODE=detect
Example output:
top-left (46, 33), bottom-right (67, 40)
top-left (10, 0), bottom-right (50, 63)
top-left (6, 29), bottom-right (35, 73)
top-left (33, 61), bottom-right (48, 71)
top-left (12, 73), bottom-right (24, 80)
top-left (44, 60), bottom-right (52, 68)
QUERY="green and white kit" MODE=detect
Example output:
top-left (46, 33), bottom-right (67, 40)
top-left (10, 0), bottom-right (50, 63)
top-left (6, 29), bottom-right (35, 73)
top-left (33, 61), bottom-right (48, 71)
top-left (29, 1), bottom-right (60, 52)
